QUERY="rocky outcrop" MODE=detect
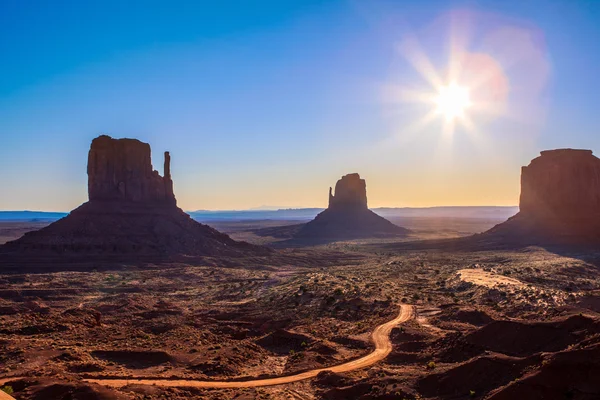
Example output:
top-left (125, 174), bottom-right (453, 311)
top-left (294, 173), bottom-right (409, 242)
top-left (328, 173), bottom-right (368, 209)
top-left (519, 149), bottom-right (600, 219)
top-left (0, 135), bottom-right (270, 267)
top-left (87, 135), bottom-right (176, 205)
top-left (486, 149), bottom-right (600, 244)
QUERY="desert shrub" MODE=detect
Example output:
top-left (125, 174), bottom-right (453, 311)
top-left (426, 361), bottom-right (436, 369)
top-left (1, 386), bottom-right (14, 395)
top-left (334, 288), bottom-right (343, 296)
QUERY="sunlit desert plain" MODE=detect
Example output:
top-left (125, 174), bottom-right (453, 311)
top-left (1, 197), bottom-right (599, 399)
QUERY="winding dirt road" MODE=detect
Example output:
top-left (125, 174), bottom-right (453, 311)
top-left (85, 304), bottom-right (414, 389)
top-left (0, 391), bottom-right (15, 400)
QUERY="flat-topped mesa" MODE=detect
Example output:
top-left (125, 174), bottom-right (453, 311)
top-left (483, 148), bottom-right (600, 245)
top-left (87, 135), bottom-right (176, 206)
top-left (328, 173), bottom-right (368, 210)
top-left (519, 148), bottom-right (600, 220)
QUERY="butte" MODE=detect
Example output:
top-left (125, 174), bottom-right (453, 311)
top-left (262, 173), bottom-right (410, 245)
top-left (0, 135), bottom-right (270, 269)
top-left (483, 149), bottom-right (600, 245)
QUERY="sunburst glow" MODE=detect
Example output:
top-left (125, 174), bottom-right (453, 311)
top-left (388, 15), bottom-right (514, 144)
top-left (436, 83), bottom-right (471, 120)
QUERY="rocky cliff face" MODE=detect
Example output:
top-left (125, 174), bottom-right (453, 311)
top-left (487, 149), bottom-right (600, 244)
top-left (520, 149), bottom-right (600, 220)
top-left (328, 173), bottom-right (368, 210)
top-left (88, 135), bottom-right (176, 205)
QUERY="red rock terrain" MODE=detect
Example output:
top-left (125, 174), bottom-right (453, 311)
top-left (0, 238), bottom-right (599, 399)
top-left (1, 148), bottom-right (600, 399)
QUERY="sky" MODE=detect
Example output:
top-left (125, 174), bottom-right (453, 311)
top-left (2, 0), bottom-right (600, 211)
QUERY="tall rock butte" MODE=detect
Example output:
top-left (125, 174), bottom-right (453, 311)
top-left (295, 173), bottom-right (409, 241)
top-left (1, 135), bottom-right (270, 267)
top-left (328, 173), bottom-right (368, 209)
top-left (486, 149), bottom-right (600, 244)
top-left (87, 135), bottom-right (176, 205)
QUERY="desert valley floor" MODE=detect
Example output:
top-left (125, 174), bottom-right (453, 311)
top-left (1, 216), bottom-right (599, 399)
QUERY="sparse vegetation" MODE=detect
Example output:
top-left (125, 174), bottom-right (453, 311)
top-left (1, 386), bottom-right (14, 395)
top-left (1, 219), bottom-right (599, 398)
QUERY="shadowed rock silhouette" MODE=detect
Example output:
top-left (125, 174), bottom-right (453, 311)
top-left (327, 173), bottom-right (368, 210)
top-left (375, 149), bottom-right (600, 253)
top-left (0, 135), bottom-right (270, 269)
top-left (485, 149), bottom-right (600, 245)
top-left (257, 173), bottom-right (409, 246)
top-left (296, 173), bottom-right (409, 240)
top-left (87, 135), bottom-right (176, 205)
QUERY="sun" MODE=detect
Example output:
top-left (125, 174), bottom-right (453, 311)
top-left (391, 25), bottom-right (511, 141)
top-left (436, 83), bottom-right (471, 120)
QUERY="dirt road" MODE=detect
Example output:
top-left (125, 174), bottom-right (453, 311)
top-left (0, 391), bottom-right (15, 400)
top-left (85, 304), bottom-right (414, 389)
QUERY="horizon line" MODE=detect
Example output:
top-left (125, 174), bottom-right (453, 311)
top-left (0, 205), bottom-right (520, 214)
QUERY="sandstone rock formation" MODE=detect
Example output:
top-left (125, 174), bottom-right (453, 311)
top-left (0, 135), bottom-right (269, 267)
top-left (328, 173), bottom-right (368, 209)
top-left (294, 173), bottom-right (409, 241)
top-left (88, 135), bottom-right (176, 205)
top-left (486, 149), bottom-right (600, 244)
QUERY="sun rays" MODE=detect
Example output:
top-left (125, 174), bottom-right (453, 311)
top-left (387, 16), bottom-right (512, 144)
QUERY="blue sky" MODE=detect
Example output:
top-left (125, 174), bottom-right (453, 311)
top-left (2, 0), bottom-right (600, 211)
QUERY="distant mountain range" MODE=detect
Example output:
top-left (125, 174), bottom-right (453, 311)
top-left (246, 205), bottom-right (291, 211)
top-left (0, 211), bottom-right (69, 221)
top-left (0, 206), bottom-right (519, 222)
